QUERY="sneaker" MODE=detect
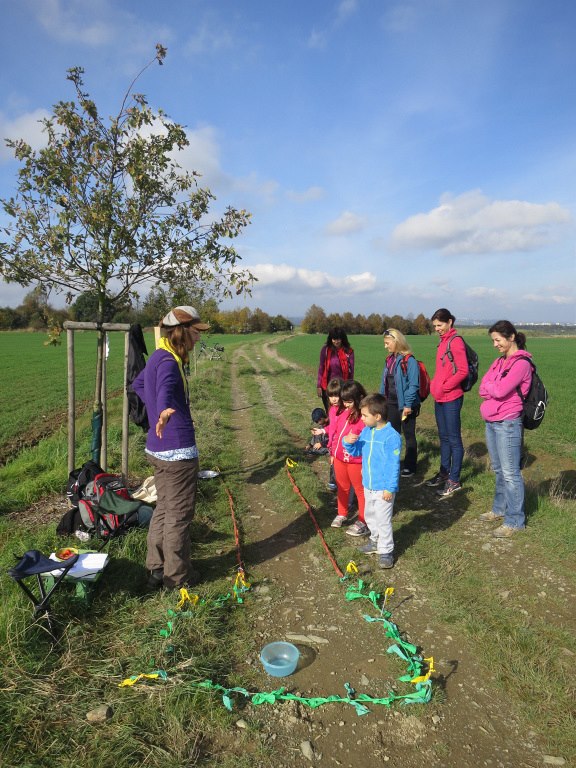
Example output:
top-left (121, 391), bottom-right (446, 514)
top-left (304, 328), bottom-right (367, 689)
top-left (358, 539), bottom-right (378, 555)
top-left (330, 514), bottom-right (347, 528)
top-left (378, 554), bottom-right (394, 569)
top-left (327, 482), bottom-right (337, 492)
top-left (426, 472), bottom-right (448, 487)
top-left (436, 480), bottom-right (462, 497)
top-left (345, 520), bottom-right (370, 537)
top-left (479, 511), bottom-right (504, 522)
top-left (401, 468), bottom-right (414, 477)
top-left (492, 525), bottom-right (523, 538)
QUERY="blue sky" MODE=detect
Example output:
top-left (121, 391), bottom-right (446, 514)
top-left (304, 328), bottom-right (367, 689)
top-left (1, 0), bottom-right (575, 323)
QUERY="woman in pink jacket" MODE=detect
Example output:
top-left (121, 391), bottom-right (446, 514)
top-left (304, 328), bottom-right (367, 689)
top-left (427, 308), bottom-right (468, 497)
top-left (478, 320), bottom-right (531, 537)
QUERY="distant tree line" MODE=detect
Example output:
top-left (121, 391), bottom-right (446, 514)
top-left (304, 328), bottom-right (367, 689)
top-left (301, 304), bottom-right (434, 335)
top-left (0, 285), bottom-right (293, 335)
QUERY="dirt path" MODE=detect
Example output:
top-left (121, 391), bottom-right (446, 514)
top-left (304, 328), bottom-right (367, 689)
top-left (229, 339), bottom-right (545, 768)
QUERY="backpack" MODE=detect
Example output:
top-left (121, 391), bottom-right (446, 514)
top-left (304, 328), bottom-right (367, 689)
top-left (501, 355), bottom-right (549, 430)
top-left (79, 472), bottom-right (142, 537)
top-left (66, 460), bottom-right (105, 506)
top-left (400, 354), bottom-right (430, 402)
top-left (444, 335), bottom-right (479, 392)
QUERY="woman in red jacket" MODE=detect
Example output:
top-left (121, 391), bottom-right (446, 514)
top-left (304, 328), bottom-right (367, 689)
top-left (427, 308), bottom-right (468, 497)
top-left (317, 328), bottom-right (354, 413)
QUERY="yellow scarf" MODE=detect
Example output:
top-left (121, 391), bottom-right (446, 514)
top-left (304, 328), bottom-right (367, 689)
top-left (156, 336), bottom-right (189, 401)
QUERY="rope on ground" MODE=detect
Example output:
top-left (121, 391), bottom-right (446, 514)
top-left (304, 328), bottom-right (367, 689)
top-left (285, 460), bottom-right (344, 578)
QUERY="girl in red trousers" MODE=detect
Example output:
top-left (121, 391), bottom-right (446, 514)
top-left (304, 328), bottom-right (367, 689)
top-left (329, 380), bottom-right (369, 537)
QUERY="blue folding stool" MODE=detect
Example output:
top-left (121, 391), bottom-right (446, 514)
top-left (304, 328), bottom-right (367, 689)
top-left (7, 549), bottom-right (80, 636)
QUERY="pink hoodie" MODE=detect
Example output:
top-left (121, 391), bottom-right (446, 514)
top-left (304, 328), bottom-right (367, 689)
top-left (479, 351), bottom-right (533, 422)
top-left (329, 407), bottom-right (363, 463)
top-left (430, 328), bottom-right (469, 403)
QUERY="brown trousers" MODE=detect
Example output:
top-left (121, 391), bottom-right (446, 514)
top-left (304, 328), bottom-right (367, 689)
top-left (146, 455), bottom-right (199, 588)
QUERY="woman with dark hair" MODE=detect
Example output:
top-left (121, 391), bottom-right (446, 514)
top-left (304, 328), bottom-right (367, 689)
top-left (317, 327), bottom-right (354, 413)
top-left (478, 320), bottom-right (531, 537)
top-left (132, 305), bottom-right (210, 590)
top-left (427, 308), bottom-right (468, 497)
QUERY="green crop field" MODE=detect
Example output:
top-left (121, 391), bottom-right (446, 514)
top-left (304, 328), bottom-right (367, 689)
top-left (0, 331), bottom-right (254, 460)
top-left (277, 332), bottom-right (576, 462)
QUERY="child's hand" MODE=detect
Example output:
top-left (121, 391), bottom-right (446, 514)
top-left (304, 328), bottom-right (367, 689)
top-left (311, 427), bottom-right (325, 436)
top-left (312, 442), bottom-right (322, 450)
top-left (345, 432), bottom-right (359, 443)
top-left (382, 490), bottom-right (393, 502)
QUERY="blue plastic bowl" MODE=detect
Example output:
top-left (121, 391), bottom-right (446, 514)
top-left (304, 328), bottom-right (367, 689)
top-left (260, 641), bottom-right (300, 677)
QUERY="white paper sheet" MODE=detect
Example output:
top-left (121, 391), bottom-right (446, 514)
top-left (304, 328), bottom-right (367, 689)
top-left (48, 552), bottom-right (109, 581)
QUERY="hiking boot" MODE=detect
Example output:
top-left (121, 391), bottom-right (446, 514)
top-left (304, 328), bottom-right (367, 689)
top-left (492, 525), bottom-right (522, 538)
top-left (401, 468), bottom-right (415, 478)
top-left (426, 472), bottom-right (448, 487)
top-left (436, 480), bottom-right (462, 498)
top-left (146, 569), bottom-right (164, 590)
top-left (327, 482), bottom-right (337, 492)
top-left (358, 539), bottom-right (378, 555)
top-left (378, 554), bottom-right (394, 569)
top-left (345, 520), bottom-right (370, 537)
top-left (330, 514), bottom-right (348, 528)
top-left (479, 511), bottom-right (504, 522)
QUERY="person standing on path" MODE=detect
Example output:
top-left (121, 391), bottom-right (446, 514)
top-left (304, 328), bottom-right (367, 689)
top-left (317, 327), bottom-right (354, 413)
top-left (427, 308), bottom-right (468, 498)
top-left (379, 328), bottom-right (421, 477)
top-left (132, 305), bottom-right (210, 590)
top-left (478, 320), bottom-right (532, 538)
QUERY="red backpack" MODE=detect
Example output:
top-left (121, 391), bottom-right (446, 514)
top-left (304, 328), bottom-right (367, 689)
top-left (400, 354), bottom-right (430, 402)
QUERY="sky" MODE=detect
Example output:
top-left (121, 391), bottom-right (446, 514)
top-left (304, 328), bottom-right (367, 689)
top-left (1, 0), bottom-right (575, 324)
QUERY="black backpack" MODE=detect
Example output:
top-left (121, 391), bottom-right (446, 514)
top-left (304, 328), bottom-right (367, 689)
top-left (444, 335), bottom-right (479, 392)
top-left (501, 355), bottom-right (549, 430)
top-left (66, 460), bottom-right (105, 506)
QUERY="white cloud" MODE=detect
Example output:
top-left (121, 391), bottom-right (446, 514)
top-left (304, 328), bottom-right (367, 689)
top-left (325, 210), bottom-right (367, 236)
top-left (286, 186), bottom-right (325, 203)
top-left (522, 292), bottom-right (574, 306)
top-left (249, 263), bottom-right (376, 294)
top-left (307, 0), bottom-right (358, 48)
top-left (35, 0), bottom-right (116, 45)
top-left (390, 190), bottom-right (571, 254)
top-left (0, 109), bottom-right (51, 160)
top-left (465, 286), bottom-right (505, 300)
top-left (185, 24), bottom-right (234, 55)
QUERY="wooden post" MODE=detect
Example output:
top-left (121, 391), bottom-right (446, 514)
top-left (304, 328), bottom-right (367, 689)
top-left (63, 321), bottom-right (131, 473)
top-left (122, 331), bottom-right (130, 480)
top-left (101, 333), bottom-right (107, 470)
top-left (67, 328), bottom-right (75, 473)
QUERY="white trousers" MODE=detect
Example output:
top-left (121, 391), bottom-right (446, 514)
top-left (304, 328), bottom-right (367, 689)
top-left (363, 488), bottom-right (395, 555)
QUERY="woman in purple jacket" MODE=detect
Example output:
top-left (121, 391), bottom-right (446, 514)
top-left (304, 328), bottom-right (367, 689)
top-left (478, 320), bottom-right (532, 537)
top-left (132, 306), bottom-right (210, 590)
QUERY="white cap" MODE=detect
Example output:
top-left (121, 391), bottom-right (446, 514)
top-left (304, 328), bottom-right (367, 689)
top-left (160, 306), bottom-right (210, 330)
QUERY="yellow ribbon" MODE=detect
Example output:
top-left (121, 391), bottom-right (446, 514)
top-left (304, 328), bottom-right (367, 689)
top-left (410, 656), bottom-right (434, 684)
top-left (176, 588), bottom-right (199, 610)
top-left (119, 672), bottom-right (165, 688)
top-left (346, 560), bottom-right (359, 575)
top-left (285, 457), bottom-right (298, 468)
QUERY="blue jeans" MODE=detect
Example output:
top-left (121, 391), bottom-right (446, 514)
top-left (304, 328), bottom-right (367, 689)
top-left (434, 397), bottom-right (464, 483)
top-left (485, 418), bottom-right (525, 529)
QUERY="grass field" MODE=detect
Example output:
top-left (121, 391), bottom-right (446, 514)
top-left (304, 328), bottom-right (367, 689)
top-left (0, 330), bottom-right (574, 766)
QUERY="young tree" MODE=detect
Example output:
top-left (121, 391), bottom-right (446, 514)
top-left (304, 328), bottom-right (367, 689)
top-left (0, 46), bottom-right (252, 460)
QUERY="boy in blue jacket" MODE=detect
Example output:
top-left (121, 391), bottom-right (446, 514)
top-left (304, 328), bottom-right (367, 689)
top-left (343, 394), bottom-right (401, 569)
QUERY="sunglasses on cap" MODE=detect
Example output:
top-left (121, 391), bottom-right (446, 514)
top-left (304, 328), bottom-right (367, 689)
top-left (383, 330), bottom-right (396, 338)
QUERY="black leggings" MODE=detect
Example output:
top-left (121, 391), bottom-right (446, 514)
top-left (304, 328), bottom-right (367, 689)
top-left (387, 401), bottom-right (419, 473)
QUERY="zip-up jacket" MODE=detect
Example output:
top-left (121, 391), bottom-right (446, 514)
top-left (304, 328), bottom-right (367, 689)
top-left (330, 407), bottom-right (363, 463)
top-left (379, 353), bottom-right (420, 409)
top-left (479, 351), bottom-right (533, 422)
top-left (430, 328), bottom-right (468, 403)
top-left (343, 423), bottom-right (401, 492)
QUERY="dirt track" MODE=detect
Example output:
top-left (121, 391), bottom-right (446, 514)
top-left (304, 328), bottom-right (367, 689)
top-left (228, 338), bottom-right (547, 768)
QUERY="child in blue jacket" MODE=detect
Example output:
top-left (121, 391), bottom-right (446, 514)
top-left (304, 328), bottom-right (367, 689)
top-left (343, 394), bottom-right (401, 569)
